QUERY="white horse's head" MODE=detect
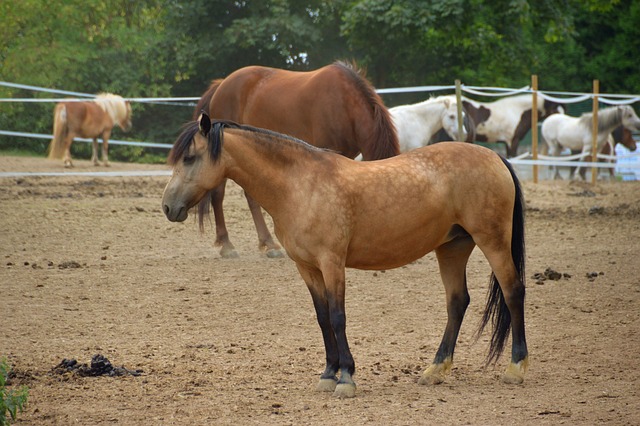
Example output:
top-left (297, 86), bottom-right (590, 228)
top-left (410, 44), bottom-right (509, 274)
top-left (439, 97), bottom-right (468, 141)
top-left (620, 105), bottom-right (640, 132)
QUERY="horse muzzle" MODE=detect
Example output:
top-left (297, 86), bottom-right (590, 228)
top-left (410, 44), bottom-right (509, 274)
top-left (162, 202), bottom-right (188, 222)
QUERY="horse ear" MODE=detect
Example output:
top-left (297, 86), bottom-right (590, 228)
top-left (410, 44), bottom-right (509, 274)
top-left (443, 97), bottom-right (451, 108)
top-left (198, 112), bottom-right (212, 136)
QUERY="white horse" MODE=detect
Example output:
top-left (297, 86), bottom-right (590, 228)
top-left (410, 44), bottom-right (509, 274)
top-left (541, 105), bottom-right (640, 180)
top-left (391, 96), bottom-right (468, 152)
top-left (463, 94), bottom-right (563, 157)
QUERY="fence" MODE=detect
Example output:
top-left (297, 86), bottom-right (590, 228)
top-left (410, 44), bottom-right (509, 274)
top-left (1, 79), bottom-right (639, 181)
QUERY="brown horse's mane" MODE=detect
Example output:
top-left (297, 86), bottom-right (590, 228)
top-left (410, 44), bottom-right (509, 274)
top-left (332, 61), bottom-right (399, 159)
top-left (192, 79), bottom-right (224, 120)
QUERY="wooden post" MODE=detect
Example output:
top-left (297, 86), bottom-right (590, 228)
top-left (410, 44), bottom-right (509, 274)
top-left (591, 80), bottom-right (599, 184)
top-left (455, 79), bottom-right (464, 141)
top-left (531, 75), bottom-right (539, 183)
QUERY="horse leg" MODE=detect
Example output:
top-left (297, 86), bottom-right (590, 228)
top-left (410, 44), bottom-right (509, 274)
top-left (91, 138), bottom-right (99, 166)
top-left (101, 130), bottom-right (111, 167)
top-left (550, 141), bottom-right (562, 180)
top-left (63, 133), bottom-right (74, 168)
top-left (480, 244), bottom-right (528, 384)
top-left (574, 148), bottom-right (589, 180)
top-left (244, 193), bottom-right (284, 258)
top-left (297, 263), bottom-right (356, 398)
top-left (419, 236), bottom-right (475, 385)
top-left (210, 181), bottom-right (238, 258)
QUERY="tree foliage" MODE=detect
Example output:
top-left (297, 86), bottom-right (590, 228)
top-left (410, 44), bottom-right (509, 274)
top-left (0, 0), bottom-right (637, 157)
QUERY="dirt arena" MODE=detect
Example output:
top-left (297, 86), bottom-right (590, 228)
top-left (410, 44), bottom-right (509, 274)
top-left (1, 155), bottom-right (639, 425)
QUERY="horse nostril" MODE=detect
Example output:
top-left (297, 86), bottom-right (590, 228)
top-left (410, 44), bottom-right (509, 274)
top-left (163, 204), bottom-right (170, 216)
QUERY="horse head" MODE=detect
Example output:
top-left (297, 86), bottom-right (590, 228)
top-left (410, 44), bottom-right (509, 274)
top-left (163, 113), bottom-right (226, 223)
top-left (440, 97), bottom-right (468, 141)
top-left (620, 105), bottom-right (640, 132)
top-left (120, 101), bottom-right (133, 132)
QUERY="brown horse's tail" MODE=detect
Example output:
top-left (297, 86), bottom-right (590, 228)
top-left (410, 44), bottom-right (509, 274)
top-left (478, 157), bottom-right (526, 364)
top-left (48, 104), bottom-right (68, 159)
top-left (334, 61), bottom-right (399, 160)
top-left (193, 79), bottom-right (224, 120)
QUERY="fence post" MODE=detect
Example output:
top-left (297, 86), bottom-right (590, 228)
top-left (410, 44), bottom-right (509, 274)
top-left (591, 80), bottom-right (599, 184)
top-left (531, 75), bottom-right (539, 183)
top-left (455, 79), bottom-right (464, 141)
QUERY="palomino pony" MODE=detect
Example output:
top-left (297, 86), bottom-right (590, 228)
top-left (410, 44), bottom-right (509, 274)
top-left (197, 61), bottom-right (399, 258)
top-left (542, 105), bottom-right (640, 179)
top-left (48, 93), bottom-right (132, 167)
top-left (162, 113), bottom-right (528, 398)
top-left (390, 96), bottom-right (468, 152)
top-left (463, 94), bottom-right (563, 157)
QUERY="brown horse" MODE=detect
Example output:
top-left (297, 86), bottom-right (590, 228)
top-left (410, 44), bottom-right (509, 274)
top-left (196, 61), bottom-right (399, 258)
top-left (162, 114), bottom-right (528, 398)
top-left (48, 93), bottom-right (132, 167)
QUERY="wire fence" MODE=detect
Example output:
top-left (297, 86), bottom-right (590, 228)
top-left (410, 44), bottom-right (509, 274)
top-left (1, 80), bottom-right (639, 180)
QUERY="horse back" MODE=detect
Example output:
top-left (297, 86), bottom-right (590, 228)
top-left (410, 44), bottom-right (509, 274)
top-left (209, 62), bottom-right (399, 160)
top-left (62, 101), bottom-right (112, 138)
top-left (342, 143), bottom-right (516, 269)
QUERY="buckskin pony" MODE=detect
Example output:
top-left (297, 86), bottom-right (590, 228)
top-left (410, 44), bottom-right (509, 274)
top-left (162, 114), bottom-right (528, 398)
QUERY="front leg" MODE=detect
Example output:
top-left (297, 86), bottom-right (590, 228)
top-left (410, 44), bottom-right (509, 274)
top-left (101, 131), bottom-right (111, 167)
top-left (296, 263), bottom-right (356, 398)
top-left (91, 137), bottom-right (100, 166)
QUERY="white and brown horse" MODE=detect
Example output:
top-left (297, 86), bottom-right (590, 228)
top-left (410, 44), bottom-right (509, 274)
top-left (542, 105), bottom-right (640, 179)
top-left (390, 96), bottom-right (469, 152)
top-left (48, 93), bottom-right (132, 167)
top-left (463, 94), bottom-right (563, 157)
top-left (162, 114), bottom-right (528, 398)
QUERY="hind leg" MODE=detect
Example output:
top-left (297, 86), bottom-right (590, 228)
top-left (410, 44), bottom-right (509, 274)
top-left (420, 236), bottom-right (475, 385)
top-left (63, 134), bottom-right (74, 168)
top-left (480, 244), bottom-right (528, 384)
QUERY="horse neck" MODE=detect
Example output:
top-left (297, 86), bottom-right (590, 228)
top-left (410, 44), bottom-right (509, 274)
top-left (582, 108), bottom-right (622, 135)
top-left (222, 130), bottom-right (320, 212)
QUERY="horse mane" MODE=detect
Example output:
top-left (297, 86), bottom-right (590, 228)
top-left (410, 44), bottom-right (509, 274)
top-left (578, 106), bottom-right (623, 133)
top-left (168, 119), bottom-right (331, 166)
top-left (94, 93), bottom-right (129, 122)
top-left (168, 119), bottom-right (334, 231)
top-left (193, 79), bottom-right (224, 120)
top-left (332, 61), bottom-right (399, 159)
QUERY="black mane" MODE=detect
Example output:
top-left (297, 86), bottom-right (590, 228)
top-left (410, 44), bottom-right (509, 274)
top-left (168, 119), bottom-right (331, 166)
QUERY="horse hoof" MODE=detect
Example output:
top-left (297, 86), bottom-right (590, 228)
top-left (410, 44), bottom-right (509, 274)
top-left (502, 358), bottom-right (528, 385)
top-left (418, 360), bottom-right (451, 385)
top-left (265, 248), bottom-right (285, 259)
top-left (220, 248), bottom-right (239, 259)
top-left (333, 383), bottom-right (356, 398)
top-left (316, 378), bottom-right (337, 392)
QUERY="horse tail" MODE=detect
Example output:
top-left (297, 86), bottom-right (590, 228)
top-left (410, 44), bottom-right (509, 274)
top-left (193, 79), bottom-right (224, 120)
top-left (334, 61), bottom-right (399, 160)
top-left (48, 103), bottom-right (68, 159)
top-left (479, 156), bottom-right (526, 364)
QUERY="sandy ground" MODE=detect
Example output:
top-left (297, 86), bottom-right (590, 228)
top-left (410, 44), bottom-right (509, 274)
top-left (1, 155), bottom-right (639, 425)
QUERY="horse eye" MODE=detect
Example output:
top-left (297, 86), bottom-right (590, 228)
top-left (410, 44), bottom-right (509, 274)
top-left (183, 154), bottom-right (196, 164)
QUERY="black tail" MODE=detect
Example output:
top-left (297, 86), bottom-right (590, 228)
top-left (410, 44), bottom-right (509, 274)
top-left (478, 157), bottom-right (526, 364)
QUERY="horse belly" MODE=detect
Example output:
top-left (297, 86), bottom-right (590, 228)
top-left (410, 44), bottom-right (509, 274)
top-left (345, 227), bottom-right (446, 270)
